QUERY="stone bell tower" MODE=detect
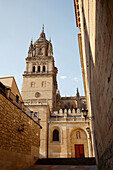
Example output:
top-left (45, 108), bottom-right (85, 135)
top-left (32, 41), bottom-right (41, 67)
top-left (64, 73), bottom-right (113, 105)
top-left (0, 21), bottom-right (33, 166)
top-left (21, 26), bottom-right (57, 111)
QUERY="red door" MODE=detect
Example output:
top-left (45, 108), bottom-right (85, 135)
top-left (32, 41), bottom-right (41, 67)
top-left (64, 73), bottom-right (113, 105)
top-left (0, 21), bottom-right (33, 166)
top-left (75, 144), bottom-right (84, 158)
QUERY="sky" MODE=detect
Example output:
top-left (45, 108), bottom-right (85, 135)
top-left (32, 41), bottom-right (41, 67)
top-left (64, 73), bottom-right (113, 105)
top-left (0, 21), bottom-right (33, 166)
top-left (0, 0), bottom-right (85, 96)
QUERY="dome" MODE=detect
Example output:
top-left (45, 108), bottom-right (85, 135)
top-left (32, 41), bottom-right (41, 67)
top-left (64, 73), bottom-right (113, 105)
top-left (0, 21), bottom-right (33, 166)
top-left (28, 26), bottom-right (53, 57)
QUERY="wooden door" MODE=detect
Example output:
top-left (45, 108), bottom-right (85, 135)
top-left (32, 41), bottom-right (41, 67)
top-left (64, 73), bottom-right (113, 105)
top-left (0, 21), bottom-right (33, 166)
top-left (75, 144), bottom-right (84, 158)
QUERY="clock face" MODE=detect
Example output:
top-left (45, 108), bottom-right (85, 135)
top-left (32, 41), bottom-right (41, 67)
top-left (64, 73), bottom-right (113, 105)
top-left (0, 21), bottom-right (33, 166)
top-left (35, 92), bottom-right (40, 98)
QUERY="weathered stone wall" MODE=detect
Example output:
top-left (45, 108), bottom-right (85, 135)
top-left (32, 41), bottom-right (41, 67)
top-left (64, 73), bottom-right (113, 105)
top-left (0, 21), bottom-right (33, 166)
top-left (0, 93), bottom-right (40, 170)
top-left (93, 1), bottom-right (113, 169)
top-left (75, 0), bottom-right (113, 169)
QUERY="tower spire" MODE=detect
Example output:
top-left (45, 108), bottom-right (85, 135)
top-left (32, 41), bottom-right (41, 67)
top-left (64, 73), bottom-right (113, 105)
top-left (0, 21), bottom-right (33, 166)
top-left (39, 25), bottom-right (45, 39)
top-left (76, 88), bottom-right (80, 97)
top-left (42, 24), bottom-right (44, 33)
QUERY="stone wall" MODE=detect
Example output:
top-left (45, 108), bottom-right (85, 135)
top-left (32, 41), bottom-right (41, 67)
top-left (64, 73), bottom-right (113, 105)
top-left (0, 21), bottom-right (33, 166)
top-left (93, 1), bottom-right (113, 169)
top-left (74, 0), bottom-right (113, 169)
top-left (48, 121), bottom-right (92, 158)
top-left (27, 104), bottom-right (50, 158)
top-left (0, 92), bottom-right (40, 170)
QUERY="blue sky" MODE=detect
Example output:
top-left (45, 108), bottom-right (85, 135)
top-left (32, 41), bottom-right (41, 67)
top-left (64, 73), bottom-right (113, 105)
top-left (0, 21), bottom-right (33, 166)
top-left (0, 0), bottom-right (85, 96)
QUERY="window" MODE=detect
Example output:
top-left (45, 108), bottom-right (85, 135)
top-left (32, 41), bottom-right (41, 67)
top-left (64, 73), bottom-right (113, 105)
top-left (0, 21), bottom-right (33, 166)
top-left (38, 66), bottom-right (40, 72)
top-left (34, 112), bottom-right (37, 117)
top-left (15, 94), bottom-right (19, 103)
top-left (43, 66), bottom-right (46, 72)
top-left (53, 129), bottom-right (59, 141)
top-left (77, 4), bottom-right (79, 9)
top-left (42, 81), bottom-right (46, 87)
top-left (38, 48), bottom-right (43, 55)
top-left (33, 66), bottom-right (35, 72)
top-left (31, 82), bottom-right (35, 88)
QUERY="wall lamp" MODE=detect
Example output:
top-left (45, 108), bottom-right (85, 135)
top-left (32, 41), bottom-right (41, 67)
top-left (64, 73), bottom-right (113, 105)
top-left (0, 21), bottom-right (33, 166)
top-left (82, 108), bottom-right (94, 120)
top-left (18, 124), bottom-right (25, 132)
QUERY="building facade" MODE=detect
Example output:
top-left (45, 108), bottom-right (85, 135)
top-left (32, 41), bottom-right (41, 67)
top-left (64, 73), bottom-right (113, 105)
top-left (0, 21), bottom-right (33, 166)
top-left (74, 0), bottom-right (113, 169)
top-left (21, 27), bottom-right (94, 158)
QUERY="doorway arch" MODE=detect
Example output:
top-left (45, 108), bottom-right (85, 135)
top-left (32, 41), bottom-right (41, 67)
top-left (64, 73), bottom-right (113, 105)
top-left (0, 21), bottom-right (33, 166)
top-left (70, 128), bottom-right (88, 158)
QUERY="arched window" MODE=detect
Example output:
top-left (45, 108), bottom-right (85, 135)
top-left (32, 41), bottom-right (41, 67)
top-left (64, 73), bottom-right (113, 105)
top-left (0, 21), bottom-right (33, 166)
top-left (53, 129), bottom-right (59, 141)
top-left (38, 66), bottom-right (40, 72)
top-left (33, 66), bottom-right (35, 72)
top-left (43, 66), bottom-right (46, 72)
top-left (38, 48), bottom-right (43, 55)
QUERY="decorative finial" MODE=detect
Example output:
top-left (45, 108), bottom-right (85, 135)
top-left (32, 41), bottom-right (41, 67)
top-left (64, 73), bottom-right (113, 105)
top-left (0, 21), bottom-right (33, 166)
top-left (31, 38), bottom-right (33, 44)
top-left (49, 37), bottom-right (51, 42)
top-left (76, 88), bottom-right (80, 97)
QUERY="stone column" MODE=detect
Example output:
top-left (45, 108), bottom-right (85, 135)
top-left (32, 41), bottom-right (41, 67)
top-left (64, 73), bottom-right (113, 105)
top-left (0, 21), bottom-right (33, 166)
top-left (30, 62), bottom-right (33, 72)
top-left (35, 63), bottom-right (38, 72)
top-left (67, 129), bottom-right (71, 158)
top-left (61, 126), bottom-right (67, 158)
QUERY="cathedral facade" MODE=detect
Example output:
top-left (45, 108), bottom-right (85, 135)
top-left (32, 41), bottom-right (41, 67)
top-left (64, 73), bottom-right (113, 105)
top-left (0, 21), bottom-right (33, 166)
top-left (21, 27), bottom-right (94, 158)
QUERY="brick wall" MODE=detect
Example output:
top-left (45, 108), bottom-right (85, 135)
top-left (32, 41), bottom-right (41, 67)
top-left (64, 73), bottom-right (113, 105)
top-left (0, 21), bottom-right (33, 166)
top-left (0, 92), bottom-right (40, 170)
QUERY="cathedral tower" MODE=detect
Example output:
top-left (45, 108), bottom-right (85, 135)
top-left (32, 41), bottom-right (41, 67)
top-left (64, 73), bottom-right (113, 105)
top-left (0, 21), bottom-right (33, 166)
top-left (21, 26), bottom-right (57, 111)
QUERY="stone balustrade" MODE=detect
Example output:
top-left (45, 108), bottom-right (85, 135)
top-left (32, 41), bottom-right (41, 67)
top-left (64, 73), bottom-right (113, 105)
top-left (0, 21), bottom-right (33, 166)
top-left (48, 116), bottom-right (86, 122)
top-left (52, 108), bottom-right (82, 117)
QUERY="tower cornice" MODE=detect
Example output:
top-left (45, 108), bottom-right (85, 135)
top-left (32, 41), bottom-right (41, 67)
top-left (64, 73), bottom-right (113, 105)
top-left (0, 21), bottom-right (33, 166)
top-left (26, 56), bottom-right (54, 61)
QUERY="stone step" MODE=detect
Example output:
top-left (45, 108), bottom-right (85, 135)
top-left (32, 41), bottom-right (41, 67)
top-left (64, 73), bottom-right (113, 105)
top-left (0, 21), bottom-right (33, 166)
top-left (19, 164), bottom-right (98, 170)
top-left (36, 158), bottom-right (96, 165)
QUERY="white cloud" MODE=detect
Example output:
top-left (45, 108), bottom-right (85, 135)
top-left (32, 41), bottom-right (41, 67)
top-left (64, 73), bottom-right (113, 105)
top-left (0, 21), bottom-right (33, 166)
top-left (73, 77), bottom-right (79, 82)
top-left (60, 76), bottom-right (67, 79)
